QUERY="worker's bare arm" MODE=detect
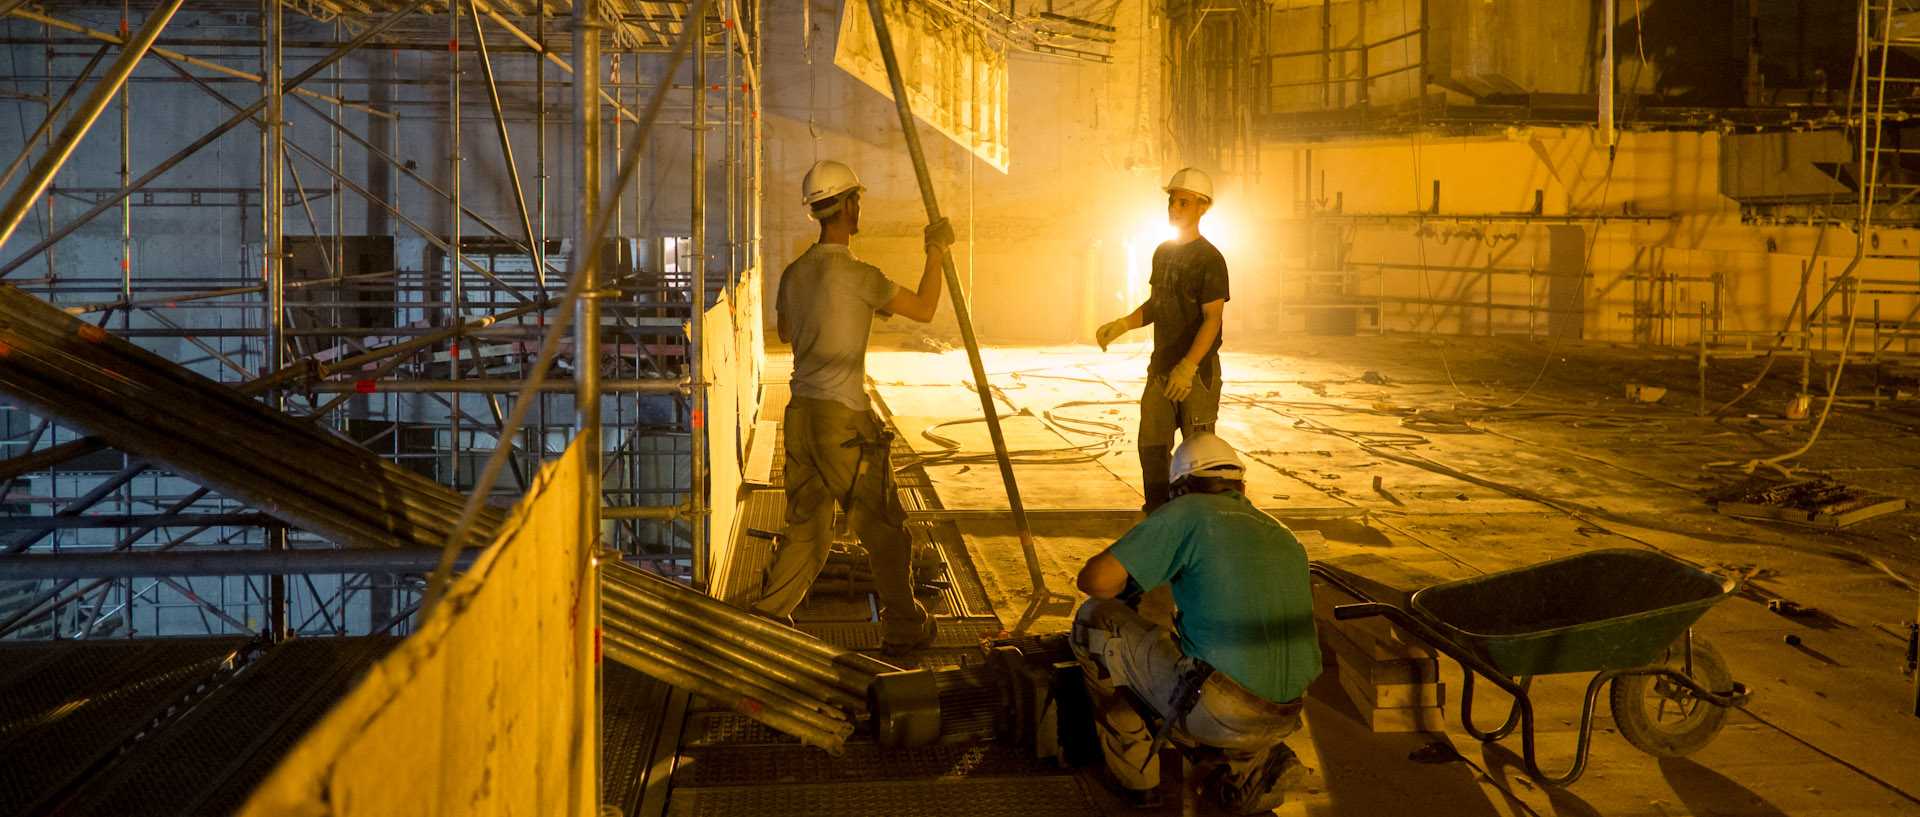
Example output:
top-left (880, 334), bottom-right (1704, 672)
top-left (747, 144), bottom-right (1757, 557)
top-left (881, 224), bottom-right (951, 322)
top-left (1077, 550), bottom-right (1131, 599)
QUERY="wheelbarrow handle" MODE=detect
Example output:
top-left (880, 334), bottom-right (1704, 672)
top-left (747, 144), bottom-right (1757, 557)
top-left (1334, 602), bottom-right (1392, 621)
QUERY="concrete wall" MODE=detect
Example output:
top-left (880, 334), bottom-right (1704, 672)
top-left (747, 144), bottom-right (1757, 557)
top-left (237, 441), bottom-right (595, 817)
top-left (1250, 128), bottom-right (1920, 352)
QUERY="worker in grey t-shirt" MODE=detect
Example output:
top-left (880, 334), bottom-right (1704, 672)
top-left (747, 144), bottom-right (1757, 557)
top-left (752, 159), bottom-right (954, 655)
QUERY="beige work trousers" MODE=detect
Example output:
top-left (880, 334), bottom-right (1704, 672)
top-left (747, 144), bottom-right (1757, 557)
top-left (751, 396), bottom-right (926, 643)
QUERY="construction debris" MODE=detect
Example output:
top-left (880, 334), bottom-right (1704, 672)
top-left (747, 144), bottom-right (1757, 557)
top-left (1707, 476), bottom-right (1907, 528)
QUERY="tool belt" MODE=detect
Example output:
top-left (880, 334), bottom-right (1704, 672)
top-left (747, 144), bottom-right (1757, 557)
top-left (1200, 667), bottom-right (1304, 717)
top-left (840, 417), bottom-right (909, 529)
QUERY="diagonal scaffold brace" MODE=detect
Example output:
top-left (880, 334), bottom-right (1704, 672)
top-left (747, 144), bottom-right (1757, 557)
top-left (862, 0), bottom-right (1048, 599)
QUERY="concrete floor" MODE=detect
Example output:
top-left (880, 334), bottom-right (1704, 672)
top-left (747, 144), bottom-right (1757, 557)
top-left (837, 327), bottom-right (1920, 816)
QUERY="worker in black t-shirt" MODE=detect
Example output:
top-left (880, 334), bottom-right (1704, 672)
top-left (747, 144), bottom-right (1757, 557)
top-left (1095, 168), bottom-right (1230, 513)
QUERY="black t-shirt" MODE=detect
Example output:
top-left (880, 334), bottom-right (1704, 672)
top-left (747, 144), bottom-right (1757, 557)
top-left (1146, 236), bottom-right (1230, 379)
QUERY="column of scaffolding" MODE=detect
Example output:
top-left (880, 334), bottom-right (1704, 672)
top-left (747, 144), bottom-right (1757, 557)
top-left (0, 3), bottom-right (745, 637)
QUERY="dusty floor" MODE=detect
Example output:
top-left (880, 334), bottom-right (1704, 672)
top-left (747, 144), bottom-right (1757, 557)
top-left (849, 328), bottom-right (1920, 816)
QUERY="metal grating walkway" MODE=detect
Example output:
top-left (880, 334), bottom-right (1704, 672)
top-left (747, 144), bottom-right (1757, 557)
top-left (0, 637), bottom-right (253, 817)
top-left (654, 391), bottom-right (1101, 817)
top-left (46, 636), bottom-right (401, 817)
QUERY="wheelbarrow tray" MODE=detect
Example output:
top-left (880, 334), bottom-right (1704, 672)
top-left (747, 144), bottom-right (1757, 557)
top-left (1408, 549), bottom-right (1736, 677)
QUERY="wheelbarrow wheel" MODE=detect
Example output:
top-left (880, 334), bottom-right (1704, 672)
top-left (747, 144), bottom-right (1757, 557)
top-left (1608, 634), bottom-right (1732, 758)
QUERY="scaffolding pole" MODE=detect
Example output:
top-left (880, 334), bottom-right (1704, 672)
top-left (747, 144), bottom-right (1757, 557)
top-left (862, 0), bottom-right (1046, 596)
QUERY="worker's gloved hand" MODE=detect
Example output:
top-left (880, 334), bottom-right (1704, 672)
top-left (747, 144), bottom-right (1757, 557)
top-left (1163, 359), bottom-right (1198, 402)
top-left (1095, 318), bottom-right (1130, 351)
top-left (924, 217), bottom-right (955, 251)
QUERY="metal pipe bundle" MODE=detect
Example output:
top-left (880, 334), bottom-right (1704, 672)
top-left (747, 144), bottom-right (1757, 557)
top-left (0, 285), bottom-right (505, 551)
top-left (600, 561), bottom-right (900, 753)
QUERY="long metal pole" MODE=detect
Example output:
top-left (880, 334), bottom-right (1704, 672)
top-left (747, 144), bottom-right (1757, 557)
top-left (691, 14), bottom-right (710, 583)
top-left (0, 0), bottom-right (185, 250)
top-left (573, 0), bottom-right (606, 810)
top-left (8, 7), bottom-right (392, 118)
top-left (862, 0), bottom-right (1045, 594)
top-left (305, 379), bottom-right (683, 394)
top-left (449, 0), bottom-right (467, 492)
top-left (263, 0), bottom-right (290, 643)
top-left (599, 577), bottom-right (875, 698)
top-left (599, 605), bottom-right (860, 711)
top-left (600, 639), bottom-right (850, 752)
top-left (0, 547), bottom-right (486, 580)
top-left (469, 3), bottom-right (543, 293)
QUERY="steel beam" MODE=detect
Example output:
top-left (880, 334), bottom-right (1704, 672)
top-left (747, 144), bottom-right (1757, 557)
top-left (0, 547), bottom-right (484, 579)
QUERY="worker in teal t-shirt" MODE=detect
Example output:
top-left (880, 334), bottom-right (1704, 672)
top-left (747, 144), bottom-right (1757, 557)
top-left (1071, 432), bottom-right (1321, 814)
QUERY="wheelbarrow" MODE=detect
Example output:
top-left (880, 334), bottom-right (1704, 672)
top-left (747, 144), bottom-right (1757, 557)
top-left (1316, 548), bottom-right (1752, 786)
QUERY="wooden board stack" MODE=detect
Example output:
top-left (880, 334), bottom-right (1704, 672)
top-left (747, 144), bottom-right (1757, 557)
top-left (1312, 578), bottom-right (1447, 732)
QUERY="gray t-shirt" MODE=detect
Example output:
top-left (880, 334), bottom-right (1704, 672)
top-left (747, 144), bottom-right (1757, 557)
top-left (777, 243), bottom-right (900, 411)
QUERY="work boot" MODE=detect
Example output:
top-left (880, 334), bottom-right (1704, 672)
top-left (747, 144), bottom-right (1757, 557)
top-left (881, 612), bottom-right (937, 657)
top-left (1096, 768), bottom-right (1164, 810)
top-left (1215, 743), bottom-right (1305, 815)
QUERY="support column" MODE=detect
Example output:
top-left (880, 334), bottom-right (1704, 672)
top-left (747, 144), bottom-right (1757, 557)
top-left (262, 0), bottom-right (289, 642)
top-left (572, 0), bottom-right (606, 811)
top-left (691, 12), bottom-right (710, 583)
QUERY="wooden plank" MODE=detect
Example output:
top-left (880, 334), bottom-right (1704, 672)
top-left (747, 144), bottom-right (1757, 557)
top-left (1318, 619), bottom-right (1441, 684)
top-left (1312, 581), bottom-right (1439, 661)
top-left (742, 420), bottom-right (778, 486)
top-left (1336, 664), bottom-right (1447, 733)
top-left (1335, 652), bottom-right (1445, 708)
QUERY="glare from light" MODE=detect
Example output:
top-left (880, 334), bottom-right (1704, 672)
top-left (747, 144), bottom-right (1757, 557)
top-left (1203, 201), bottom-right (1237, 255)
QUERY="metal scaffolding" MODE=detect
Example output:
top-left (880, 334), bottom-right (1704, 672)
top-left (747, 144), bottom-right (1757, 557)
top-left (0, 0), bottom-right (761, 640)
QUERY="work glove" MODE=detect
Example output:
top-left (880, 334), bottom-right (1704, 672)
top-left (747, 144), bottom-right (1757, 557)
top-left (1163, 359), bottom-right (1198, 402)
top-left (924, 217), bottom-right (955, 251)
top-left (1095, 318), bottom-right (1131, 351)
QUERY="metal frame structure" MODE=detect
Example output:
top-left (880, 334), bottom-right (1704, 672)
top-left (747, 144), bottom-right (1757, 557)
top-left (0, 0), bottom-right (763, 641)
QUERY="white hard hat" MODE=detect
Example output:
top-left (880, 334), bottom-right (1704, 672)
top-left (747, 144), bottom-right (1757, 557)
top-left (1170, 432), bottom-right (1244, 481)
top-left (1164, 167), bottom-right (1214, 203)
top-left (802, 160), bottom-right (865, 219)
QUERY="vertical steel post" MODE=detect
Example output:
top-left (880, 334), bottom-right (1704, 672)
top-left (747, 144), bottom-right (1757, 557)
top-left (1601, 0), bottom-right (1616, 146)
top-left (262, 0), bottom-right (289, 642)
top-left (691, 13), bottom-right (710, 583)
top-left (862, 0), bottom-right (1046, 595)
top-left (449, 0), bottom-right (465, 489)
top-left (725, 18), bottom-right (738, 293)
top-left (572, 0), bottom-right (605, 809)
top-left (118, 4), bottom-right (131, 314)
top-left (537, 3), bottom-right (551, 453)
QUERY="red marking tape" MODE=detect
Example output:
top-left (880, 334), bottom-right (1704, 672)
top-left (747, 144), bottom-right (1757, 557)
top-left (355, 380), bottom-right (376, 393)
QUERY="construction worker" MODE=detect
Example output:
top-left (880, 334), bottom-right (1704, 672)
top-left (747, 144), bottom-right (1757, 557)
top-left (1095, 168), bottom-right (1229, 513)
top-left (751, 159), bottom-right (954, 656)
top-left (1070, 432), bottom-right (1320, 813)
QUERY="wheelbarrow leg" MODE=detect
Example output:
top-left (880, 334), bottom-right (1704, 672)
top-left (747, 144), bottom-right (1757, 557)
top-left (1515, 669), bottom-right (1626, 787)
top-left (1459, 670), bottom-right (1529, 742)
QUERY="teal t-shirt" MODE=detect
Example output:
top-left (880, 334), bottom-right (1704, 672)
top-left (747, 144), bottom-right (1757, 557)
top-left (1108, 490), bottom-right (1322, 703)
